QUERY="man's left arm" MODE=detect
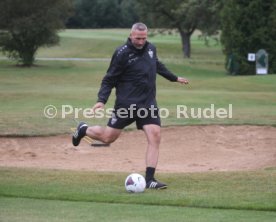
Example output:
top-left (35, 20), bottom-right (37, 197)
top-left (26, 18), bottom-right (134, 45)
top-left (156, 59), bottom-right (189, 84)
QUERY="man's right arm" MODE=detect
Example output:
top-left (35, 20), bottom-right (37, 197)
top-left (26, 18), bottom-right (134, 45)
top-left (97, 50), bottom-right (125, 104)
top-left (92, 101), bottom-right (105, 111)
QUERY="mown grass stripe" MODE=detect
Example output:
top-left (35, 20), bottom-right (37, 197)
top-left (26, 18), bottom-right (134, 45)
top-left (1, 195), bottom-right (275, 213)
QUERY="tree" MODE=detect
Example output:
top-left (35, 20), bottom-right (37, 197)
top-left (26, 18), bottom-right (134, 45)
top-left (137, 0), bottom-right (222, 58)
top-left (0, 0), bottom-right (73, 66)
top-left (221, 0), bottom-right (276, 74)
top-left (66, 0), bottom-right (141, 28)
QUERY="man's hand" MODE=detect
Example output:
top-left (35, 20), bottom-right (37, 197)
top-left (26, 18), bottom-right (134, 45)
top-left (177, 77), bottom-right (189, 84)
top-left (92, 102), bottom-right (105, 112)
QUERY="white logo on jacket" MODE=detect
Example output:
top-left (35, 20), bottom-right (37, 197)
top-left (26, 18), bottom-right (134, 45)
top-left (148, 49), bottom-right (153, 58)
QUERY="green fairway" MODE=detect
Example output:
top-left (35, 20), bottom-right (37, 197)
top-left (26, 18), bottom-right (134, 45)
top-left (0, 167), bottom-right (275, 211)
top-left (0, 58), bottom-right (275, 135)
top-left (0, 167), bottom-right (275, 222)
top-left (1, 197), bottom-right (276, 222)
top-left (0, 29), bottom-right (275, 135)
top-left (39, 29), bottom-right (221, 59)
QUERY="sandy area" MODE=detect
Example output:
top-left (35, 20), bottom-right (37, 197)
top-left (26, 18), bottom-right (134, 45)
top-left (0, 125), bottom-right (275, 173)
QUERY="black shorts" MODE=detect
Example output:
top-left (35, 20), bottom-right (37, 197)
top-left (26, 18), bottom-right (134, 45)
top-left (107, 107), bottom-right (161, 130)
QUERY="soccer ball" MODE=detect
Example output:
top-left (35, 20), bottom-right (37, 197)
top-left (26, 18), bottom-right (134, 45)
top-left (125, 173), bottom-right (146, 193)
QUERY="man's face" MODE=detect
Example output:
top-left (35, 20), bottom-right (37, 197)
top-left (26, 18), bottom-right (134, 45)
top-left (130, 30), bottom-right (147, 49)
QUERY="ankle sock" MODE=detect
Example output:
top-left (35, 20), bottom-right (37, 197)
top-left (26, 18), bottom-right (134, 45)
top-left (145, 167), bottom-right (155, 183)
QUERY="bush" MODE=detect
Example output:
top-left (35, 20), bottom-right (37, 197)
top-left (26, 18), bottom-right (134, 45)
top-left (221, 0), bottom-right (276, 74)
top-left (0, 0), bottom-right (73, 66)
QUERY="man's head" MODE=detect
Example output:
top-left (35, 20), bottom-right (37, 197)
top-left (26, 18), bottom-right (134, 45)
top-left (130, 23), bottom-right (148, 49)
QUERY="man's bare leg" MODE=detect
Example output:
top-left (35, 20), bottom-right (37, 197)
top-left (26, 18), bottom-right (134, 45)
top-left (86, 126), bottom-right (121, 144)
top-left (72, 122), bottom-right (121, 146)
top-left (143, 124), bottom-right (167, 189)
top-left (143, 124), bottom-right (161, 168)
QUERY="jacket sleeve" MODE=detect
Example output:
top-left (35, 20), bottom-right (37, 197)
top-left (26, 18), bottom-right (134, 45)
top-left (97, 50), bottom-right (125, 104)
top-left (156, 57), bottom-right (178, 82)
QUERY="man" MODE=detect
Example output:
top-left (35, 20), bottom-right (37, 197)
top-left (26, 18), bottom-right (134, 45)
top-left (72, 23), bottom-right (188, 189)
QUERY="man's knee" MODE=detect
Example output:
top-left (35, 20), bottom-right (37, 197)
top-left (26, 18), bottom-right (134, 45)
top-left (151, 127), bottom-right (161, 140)
top-left (102, 127), bottom-right (121, 143)
top-left (144, 124), bottom-right (161, 144)
top-left (102, 135), bottom-right (117, 144)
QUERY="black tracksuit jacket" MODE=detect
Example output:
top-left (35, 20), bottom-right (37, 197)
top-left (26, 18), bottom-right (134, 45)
top-left (97, 38), bottom-right (178, 109)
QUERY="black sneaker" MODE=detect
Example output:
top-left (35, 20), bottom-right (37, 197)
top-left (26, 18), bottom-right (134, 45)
top-left (72, 122), bottom-right (88, 146)
top-left (146, 179), bottom-right (167, 190)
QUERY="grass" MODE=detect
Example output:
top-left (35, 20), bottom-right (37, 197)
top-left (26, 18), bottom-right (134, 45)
top-left (37, 29), bottom-right (222, 61)
top-left (0, 58), bottom-right (275, 135)
top-left (0, 167), bottom-right (275, 222)
top-left (2, 198), bottom-right (276, 222)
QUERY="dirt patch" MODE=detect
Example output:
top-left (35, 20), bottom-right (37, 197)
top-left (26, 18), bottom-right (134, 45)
top-left (0, 126), bottom-right (275, 173)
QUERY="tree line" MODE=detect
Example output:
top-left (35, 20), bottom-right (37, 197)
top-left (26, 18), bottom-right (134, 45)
top-left (66, 0), bottom-right (140, 28)
top-left (0, 0), bottom-right (275, 74)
